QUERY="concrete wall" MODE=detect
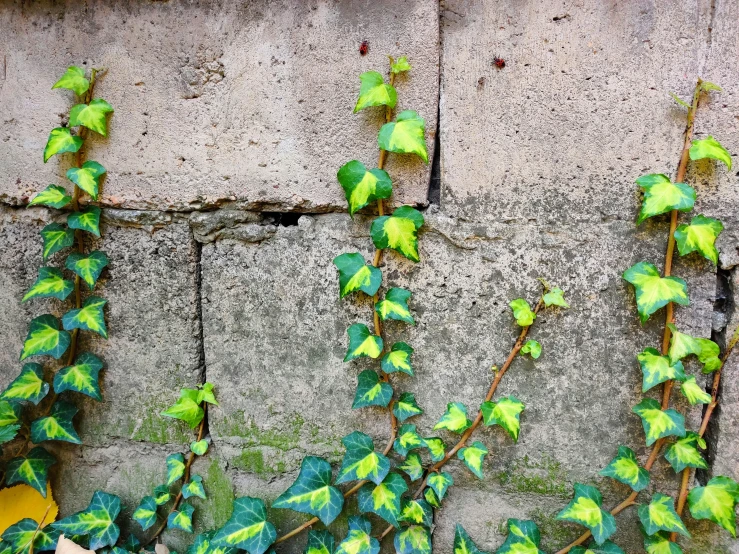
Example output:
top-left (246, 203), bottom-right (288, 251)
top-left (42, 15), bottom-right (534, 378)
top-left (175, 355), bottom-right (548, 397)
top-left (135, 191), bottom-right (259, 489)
top-left (1, 1), bottom-right (738, 552)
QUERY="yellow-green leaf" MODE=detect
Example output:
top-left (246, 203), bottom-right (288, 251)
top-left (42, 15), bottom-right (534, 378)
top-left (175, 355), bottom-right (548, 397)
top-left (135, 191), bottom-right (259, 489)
top-left (52, 66), bottom-right (89, 96)
top-left (273, 456), bottom-right (343, 525)
top-left (427, 472), bottom-right (453, 501)
top-left (335, 431), bottom-right (390, 486)
top-left (333, 252), bottom-right (382, 298)
top-left (166, 453), bottom-right (186, 485)
top-left (689, 136), bottom-right (732, 170)
top-left (496, 519), bottom-right (545, 554)
top-left (1, 363), bottom-right (49, 404)
top-left (69, 98), bottom-right (114, 136)
top-left (393, 391), bottom-right (423, 422)
top-left (23, 267), bottom-right (74, 302)
top-left (66, 161), bottom-right (107, 200)
top-left (623, 262), bottom-right (689, 324)
top-left (53, 352), bottom-right (104, 401)
top-left (509, 299), bottom-right (535, 327)
top-left (375, 287), bottom-right (414, 324)
top-left (638, 493), bottom-right (689, 537)
top-left (382, 342), bottom-right (414, 376)
top-left (393, 424), bottom-right (424, 457)
top-left (44, 128), bottom-right (82, 163)
top-left (637, 347), bottom-right (686, 392)
top-left (636, 174), bottom-right (695, 224)
top-left (687, 476), bottom-right (739, 536)
top-left (390, 57), bottom-right (411, 75)
top-left (62, 296), bottom-right (108, 339)
top-left (354, 71), bottom-right (397, 113)
top-left (168, 502), bottom-right (195, 533)
top-left (674, 215), bottom-right (723, 265)
top-left (664, 432), bottom-right (708, 473)
top-left (357, 472), bottom-right (407, 527)
top-left (20, 314), bottom-right (71, 361)
top-left (556, 484), bottom-right (616, 545)
top-left (481, 396), bottom-right (525, 442)
top-left (394, 526), bottom-right (431, 554)
top-left (68, 206), bottom-right (102, 238)
top-left (666, 324), bottom-right (702, 364)
top-left (40, 223), bottom-right (74, 260)
top-left (337, 160), bottom-right (393, 216)
top-left (632, 398), bottom-right (686, 446)
top-left (434, 402), bottom-right (472, 433)
top-left (30, 401), bottom-right (81, 444)
top-left (457, 441), bottom-right (488, 479)
top-left (370, 206), bottom-right (424, 262)
top-left (133, 496), bottom-right (158, 531)
top-left (680, 376), bottom-right (711, 405)
top-left (65, 250), bottom-right (109, 289)
top-left (5, 447), bottom-right (56, 497)
top-left (28, 185), bottom-right (71, 209)
top-left (335, 517), bottom-right (379, 554)
top-left (344, 324), bottom-right (383, 362)
top-left (599, 445), bottom-right (649, 492)
top-left (378, 110), bottom-right (428, 163)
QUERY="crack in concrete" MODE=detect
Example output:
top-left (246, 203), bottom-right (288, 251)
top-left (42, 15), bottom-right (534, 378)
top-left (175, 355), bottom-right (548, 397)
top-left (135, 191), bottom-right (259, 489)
top-left (193, 235), bottom-right (210, 440)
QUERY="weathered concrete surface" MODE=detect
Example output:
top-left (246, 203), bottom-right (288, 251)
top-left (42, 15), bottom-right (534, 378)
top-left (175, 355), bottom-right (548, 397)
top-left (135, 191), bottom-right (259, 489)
top-left (0, 0), bottom-right (438, 212)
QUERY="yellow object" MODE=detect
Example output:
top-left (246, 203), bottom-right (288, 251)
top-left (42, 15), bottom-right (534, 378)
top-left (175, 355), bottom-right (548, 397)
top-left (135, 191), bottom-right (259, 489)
top-left (0, 483), bottom-right (58, 534)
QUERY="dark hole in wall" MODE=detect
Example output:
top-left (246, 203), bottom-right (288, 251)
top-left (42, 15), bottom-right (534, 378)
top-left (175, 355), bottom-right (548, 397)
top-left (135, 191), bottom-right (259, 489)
top-left (427, 104), bottom-right (441, 205)
top-left (263, 212), bottom-right (301, 227)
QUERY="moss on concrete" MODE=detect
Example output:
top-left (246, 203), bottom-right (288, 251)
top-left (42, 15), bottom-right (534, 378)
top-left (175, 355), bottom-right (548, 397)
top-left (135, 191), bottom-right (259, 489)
top-left (496, 454), bottom-right (569, 498)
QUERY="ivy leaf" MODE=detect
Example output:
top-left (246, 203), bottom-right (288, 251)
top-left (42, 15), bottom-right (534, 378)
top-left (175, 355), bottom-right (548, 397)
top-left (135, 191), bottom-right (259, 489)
top-left (28, 185), bottom-right (72, 209)
top-left (623, 262), bottom-right (689, 324)
top-left (197, 382), bottom-right (219, 406)
top-left (398, 452), bottom-right (424, 482)
top-left (51, 490), bottom-right (121, 549)
top-left (344, 323), bottom-right (383, 362)
top-left (0, 424), bottom-right (20, 444)
top-left (427, 472), bottom-right (453, 501)
top-left (40, 223), bottom-right (74, 260)
top-left (701, 81), bottom-right (722, 92)
top-left (557, 484), bottom-right (616, 545)
top-left (669, 92), bottom-right (690, 108)
top-left (187, 533), bottom-right (240, 554)
top-left (0, 401), bottom-right (20, 426)
top-left (153, 485), bottom-right (171, 505)
top-left (123, 534), bottom-right (141, 553)
top-left (354, 71), bottom-right (397, 113)
top-left (357, 472), bottom-right (408, 527)
top-left (481, 396), bottom-right (525, 442)
top-left (370, 206), bottom-right (424, 262)
top-left (520, 340), bottom-right (541, 359)
top-left (62, 296), bottom-right (108, 339)
top-left (394, 526), bottom-right (431, 554)
top-left (571, 542), bottom-right (625, 554)
top-left (212, 497), bottom-right (276, 554)
top-left (66, 251), bottom-right (109, 289)
top-left (1, 363), bottom-right (49, 404)
top-left (543, 287), bottom-right (569, 308)
top-left (689, 136), bottom-right (732, 170)
top-left (353, 370), bottom-right (393, 409)
top-left (70, 98), bottom-right (114, 136)
top-left (391, 57), bottom-right (412, 74)
top-left (393, 424), bottom-right (424, 457)
top-left (191, 439), bottom-right (209, 455)
top-left (166, 453), bottom-right (186, 485)
top-left (333, 252), bottom-right (382, 298)
top-left (509, 299), bottom-right (535, 327)
top-left (424, 487), bottom-right (440, 508)
top-left (453, 525), bottom-right (485, 554)
top-left (599, 445), bottom-right (650, 492)
top-left (496, 519), bottom-right (545, 554)
top-left (638, 493), bottom-right (689, 537)
top-left (272, 456), bottom-right (344, 525)
top-left (30, 401), bottom-right (81, 444)
top-left (378, 110), bottom-right (428, 163)
top-left (458, 441), bottom-right (489, 479)
top-left (20, 315), bottom-right (71, 361)
top-left (67, 161), bottom-right (107, 200)
top-left (664, 432), bottom-right (708, 473)
top-left (133, 496), bottom-right (158, 531)
top-left (183, 475), bottom-right (207, 500)
top-left (680, 376), bottom-right (711, 405)
top-left (644, 532), bottom-right (683, 554)
top-left (162, 389), bottom-right (205, 429)
top-left (435, 402), bottom-right (472, 433)
top-left (44, 128), bottom-right (82, 163)
top-left (53, 352), bottom-right (104, 401)
top-left (636, 174), bottom-right (696, 224)
top-left (687, 476), bottom-right (739, 536)
top-left (399, 499), bottom-right (433, 528)
top-left (637, 348), bottom-right (686, 392)
top-left (422, 437), bottom-right (446, 462)
top-left (5, 446), bottom-right (56, 496)
top-left (68, 206), bottom-right (102, 238)
top-left (335, 516), bottom-right (379, 554)
top-left (23, 267), bottom-right (74, 302)
top-left (168, 502), bottom-right (195, 533)
top-left (382, 342), bottom-right (414, 375)
top-left (336, 431), bottom-right (390, 486)
top-left (666, 325), bottom-right (701, 364)
top-left (674, 215), bottom-right (723, 265)
top-left (697, 338), bottom-right (722, 373)
top-left (304, 531), bottom-right (334, 554)
top-left (1, 519), bottom-right (60, 554)
top-left (376, 287), bottom-right (414, 324)
top-left (632, 398), bottom-right (686, 446)
top-left (52, 66), bottom-right (90, 96)
top-left (393, 391), bottom-right (423, 422)
top-left (337, 161), bottom-right (393, 216)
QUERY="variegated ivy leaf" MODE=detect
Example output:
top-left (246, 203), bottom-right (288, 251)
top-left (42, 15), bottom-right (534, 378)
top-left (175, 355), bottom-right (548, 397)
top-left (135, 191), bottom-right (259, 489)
top-left (520, 340), bottom-right (541, 359)
top-left (382, 342), bottom-right (414, 375)
top-left (664, 432), bottom-right (708, 473)
top-left (70, 98), bottom-right (114, 136)
top-left (30, 401), bottom-right (81, 444)
top-left (666, 324), bottom-right (701, 364)
top-left (123, 534), bottom-right (141, 553)
top-left (378, 110), bottom-right (428, 163)
top-left (644, 532), bottom-right (683, 554)
top-left (398, 452), bottom-right (424, 482)
top-left (183, 474), bottom-right (207, 500)
top-left (5, 446), bottom-right (56, 497)
top-left (166, 453), bottom-right (186, 485)
top-left (1, 363), bottom-right (49, 404)
top-left (1, 518), bottom-right (60, 554)
top-left (189, 531), bottom-right (240, 554)
top-left (335, 517), bottom-right (379, 554)
top-left (40, 223), bottom-right (74, 260)
top-left (427, 471), bottom-right (454, 501)
top-left (23, 267), bottom-right (74, 302)
top-left (394, 526), bottom-right (431, 554)
top-left (67, 161), bottom-right (107, 200)
top-left (689, 136), bottom-right (732, 170)
top-left (0, 426), bottom-right (19, 446)
top-left (435, 402), bottom-right (472, 433)
top-left (391, 56), bottom-right (412, 74)
top-left (637, 348), bottom-right (686, 392)
top-left (133, 496), bottom-right (158, 531)
top-left (496, 519), bottom-right (545, 554)
top-left (509, 299), bottom-right (535, 327)
top-left (53, 352), bottom-right (104, 400)
top-left (400, 499), bottom-right (433, 528)
top-left (393, 424), bottom-right (424, 457)
top-left (272, 456), bottom-right (343, 525)
top-left (337, 161), bottom-right (393, 216)
top-left (423, 437), bottom-right (446, 462)
top-left (697, 338), bottom-right (722, 373)
top-left (424, 487), bottom-right (440, 508)
top-left (0, 401), bottom-right (20, 426)
top-left (376, 287), bottom-right (414, 324)
top-left (212, 497), bottom-right (276, 554)
top-left (333, 252), bottom-right (382, 298)
top-left (557, 484), bottom-right (616, 545)
top-left (162, 388), bottom-right (205, 429)
top-left (0, 539), bottom-right (11, 554)
top-left (453, 525), bottom-right (485, 554)
top-left (687, 475), bottom-right (739, 536)
top-left (680, 376), bottom-right (711, 405)
top-left (481, 396), bottom-right (525, 442)
top-left (51, 490), bottom-right (122, 549)
top-left (68, 206), bottom-right (102, 237)
top-left (354, 71), bottom-right (397, 113)
top-left (20, 314), bottom-right (71, 361)
top-left (599, 445), bottom-right (649, 492)
top-left (63, 296), bottom-right (108, 339)
top-left (570, 541), bottom-right (625, 554)
top-left (623, 262), bottom-right (689, 324)
top-left (357, 472), bottom-right (408, 527)
top-left (393, 391), bottom-right (423, 421)
top-left (458, 441), bottom-right (489, 479)
top-left (353, 370), bottom-right (393, 409)
top-left (674, 215), bottom-right (723, 265)
top-left (168, 502), bottom-right (195, 533)
top-left (66, 251), bottom-right (109, 289)
top-left (636, 174), bottom-right (696, 224)
top-left (28, 185), bottom-right (72, 209)
top-left (44, 127), bottom-right (82, 163)
top-left (632, 398), bottom-right (686, 446)
top-left (638, 493), bottom-right (689, 537)
top-left (543, 287), bottom-right (569, 308)
top-left (304, 530), bottom-right (334, 554)
top-left (153, 484), bottom-right (172, 505)
top-left (53, 66), bottom-right (90, 96)
top-left (370, 206), bottom-right (424, 262)
top-left (336, 431), bottom-right (390, 486)
top-left (344, 323), bottom-right (383, 362)
top-left (191, 439), bottom-right (209, 455)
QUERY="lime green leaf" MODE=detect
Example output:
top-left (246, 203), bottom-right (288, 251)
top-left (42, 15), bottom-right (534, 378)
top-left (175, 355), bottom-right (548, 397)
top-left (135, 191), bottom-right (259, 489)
top-left (571, 541), bottom-right (625, 554)
top-left (427, 471), bottom-right (453, 501)
top-left (1, 363), bottom-right (49, 404)
top-left (336, 431), bottom-right (390, 486)
top-left (5, 446), bottom-right (56, 497)
top-left (599, 446), bottom-right (649, 492)
top-left (623, 262), bottom-right (689, 324)
top-left (687, 476), bottom-right (739, 536)
top-left (509, 299), bottom-right (535, 327)
top-left (394, 526), bottom-right (431, 554)
top-left (557, 484), bottom-right (616, 545)
top-left (344, 323), bottom-right (383, 362)
top-left (382, 342), bottom-right (414, 376)
top-left (304, 531), bottom-right (334, 554)
top-left (52, 66), bottom-right (89, 96)
top-left (66, 250), bottom-right (109, 289)
top-left (398, 452), bottom-right (424, 481)
top-left (183, 475), bottom-right (207, 500)
top-left (167, 453), bottom-right (186, 485)
top-left (40, 223), bottom-right (74, 260)
top-left (0, 401), bottom-right (20, 426)
top-left (399, 499), bottom-right (433, 528)
top-left (70, 98), bottom-right (114, 136)
top-left (666, 324), bottom-right (702, 364)
top-left (669, 92), bottom-right (690, 108)
top-left (333, 252), bottom-right (382, 298)
top-left (644, 532), bottom-right (683, 554)
top-left (23, 267), bottom-right (74, 302)
top-left (191, 439), bottom-right (209, 455)
top-left (335, 516), bottom-right (379, 554)
top-left (370, 206), bottom-right (424, 262)
top-left (543, 287), bottom-right (569, 308)
top-left (273, 456), bottom-right (344, 525)
top-left (197, 382), bottom-right (219, 406)
top-left (664, 432), bottom-right (708, 472)
top-left (636, 174), bottom-right (696, 224)
top-left (337, 161), bottom-right (393, 216)
top-left (353, 370), bottom-right (393, 409)
top-left (496, 519), bottom-right (545, 554)
top-left (391, 57), bottom-right (412, 74)
top-left (62, 296), bottom-right (108, 338)
top-left (51, 490), bottom-right (121, 549)
top-left (424, 487), bottom-right (440, 508)
top-left (680, 376), bottom-right (711, 405)
top-left (168, 502), bottom-right (195, 533)
top-left (633, 398), bottom-right (686, 446)
top-left (481, 396), bottom-right (525, 442)
top-left (153, 485), bottom-right (171, 505)
top-left (701, 80), bottom-right (722, 92)
top-left (354, 71), bottom-right (397, 113)
top-left (28, 185), bottom-right (71, 209)
top-left (21, 315), bottom-right (71, 361)
top-left (68, 206), bottom-right (102, 238)
top-left (696, 338), bottom-right (722, 373)
top-left (378, 110), bottom-right (428, 163)
top-left (66, 161), bottom-right (107, 200)
top-left (30, 401), bottom-right (80, 444)
top-left (1, 519), bottom-right (60, 554)
top-left (133, 496), bottom-right (158, 531)
top-left (638, 493), bottom-right (689, 537)
top-left (689, 136), bottom-right (732, 170)
top-left (453, 525), bottom-right (485, 554)
top-left (435, 402), bottom-right (472, 433)
top-left (162, 389), bottom-right (205, 429)
top-left (423, 437), bottom-right (446, 462)
top-left (674, 215), bottom-right (723, 265)
top-left (637, 347), bottom-right (686, 392)
top-left (393, 424), bottom-right (424, 457)
top-left (376, 287), bottom-right (414, 324)
top-left (53, 352), bottom-right (104, 401)
top-left (212, 497), bottom-right (276, 554)
top-left (393, 391), bottom-right (423, 422)
top-left (520, 340), bottom-right (541, 359)
top-left (0, 424), bottom-right (19, 444)
top-left (458, 441), bottom-right (488, 479)
top-left (44, 127), bottom-right (82, 163)
top-left (358, 472), bottom-right (408, 527)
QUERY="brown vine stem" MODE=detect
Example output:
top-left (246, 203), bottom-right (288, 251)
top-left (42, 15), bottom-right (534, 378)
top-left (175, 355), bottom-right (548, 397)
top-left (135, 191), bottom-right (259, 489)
top-left (27, 503), bottom-right (52, 554)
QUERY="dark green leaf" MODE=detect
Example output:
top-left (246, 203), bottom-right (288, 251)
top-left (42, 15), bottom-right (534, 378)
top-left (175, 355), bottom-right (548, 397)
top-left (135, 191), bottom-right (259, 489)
top-left (168, 502), bottom-right (195, 533)
top-left (556, 484), bottom-right (616, 545)
top-left (382, 343), bottom-right (414, 376)
top-left (30, 401), bottom-right (81, 444)
top-left (393, 424), bottom-right (424, 457)
top-left (133, 496), bottom-right (158, 531)
top-left (273, 456), bottom-right (343, 525)
top-left (53, 352), bottom-right (104, 401)
top-left (638, 493), bottom-right (689, 537)
top-left (353, 370), bottom-right (393, 409)
top-left (393, 391), bottom-right (422, 421)
top-left (344, 324), bottom-right (383, 362)
top-left (375, 287), bottom-right (414, 324)
top-left (23, 267), bottom-right (74, 302)
top-left (599, 445), bottom-right (649, 492)
top-left (335, 431), bottom-right (390, 486)
top-left (1, 363), bottom-right (49, 404)
top-left (337, 161), bottom-right (392, 216)
top-left (65, 251), bottom-right (109, 289)
top-left (5, 446), bottom-right (56, 497)
top-left (51, 491), bottom-right (121, 549)
top-left (40, 223), bottom-right (74, 260)
top-left (357, 472), bottom-right (408, 527)
top-left (335, 517), bottom-right (379, 554)
top-left (212, 497), bottom-right (276, 554)
top-left (394, 526), bottom-right (431, 554)
top-left (333, 252), bottom-right (382, 298)
top-left (68, 206), bottom-right (102, 238)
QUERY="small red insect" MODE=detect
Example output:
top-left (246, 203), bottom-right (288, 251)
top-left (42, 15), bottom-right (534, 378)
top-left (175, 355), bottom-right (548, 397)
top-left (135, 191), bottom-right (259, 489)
top-left (493, 56), bottom-right (506, 69)
top-left (359, 40), bottom-right (369, 56)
